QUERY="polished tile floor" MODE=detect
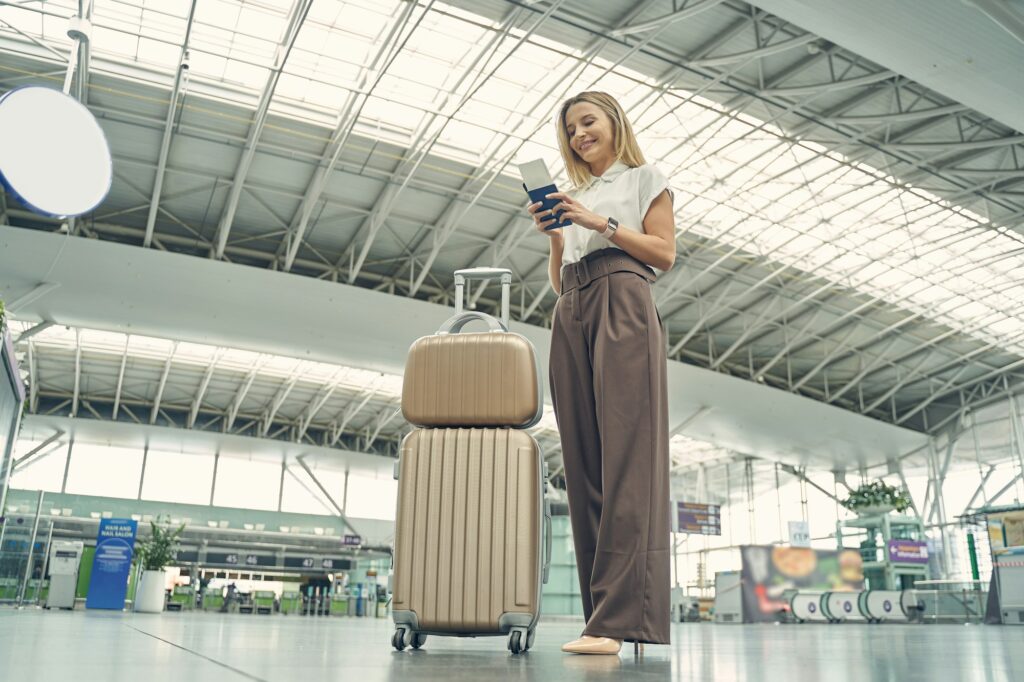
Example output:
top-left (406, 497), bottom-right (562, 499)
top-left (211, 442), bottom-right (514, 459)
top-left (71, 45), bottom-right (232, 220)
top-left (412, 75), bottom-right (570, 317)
top-left (0, 609), bottom-right (1019, 682)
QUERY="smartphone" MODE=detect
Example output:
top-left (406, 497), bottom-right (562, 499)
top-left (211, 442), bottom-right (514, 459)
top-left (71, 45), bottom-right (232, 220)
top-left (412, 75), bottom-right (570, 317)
top-left (518, 159), bottom-right (571, 230)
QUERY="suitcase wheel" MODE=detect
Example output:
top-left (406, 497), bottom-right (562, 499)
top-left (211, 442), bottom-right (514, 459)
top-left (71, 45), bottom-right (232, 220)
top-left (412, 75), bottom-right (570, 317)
top-left (411, 632), bottom-right (426, 649)
top-left (508, 627), bottom-right (529, 655)
top-left (391, 627), bottom-right (407, 651)
top-left (508, 630), bottom-right (522, 655)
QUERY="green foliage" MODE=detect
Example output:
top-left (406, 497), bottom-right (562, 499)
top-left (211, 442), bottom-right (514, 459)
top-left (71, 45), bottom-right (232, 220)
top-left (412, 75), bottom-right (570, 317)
top-left (0, 298), bottom-right (6, 331)
top-left (136, 518), bottom-right (186, 571)
top-left (842, 480), bottom-right (912, 513)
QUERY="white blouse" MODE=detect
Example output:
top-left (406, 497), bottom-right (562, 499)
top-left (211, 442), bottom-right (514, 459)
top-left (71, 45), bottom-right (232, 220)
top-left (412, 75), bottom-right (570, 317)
top-left (560, 160), bottom-right (674, 269)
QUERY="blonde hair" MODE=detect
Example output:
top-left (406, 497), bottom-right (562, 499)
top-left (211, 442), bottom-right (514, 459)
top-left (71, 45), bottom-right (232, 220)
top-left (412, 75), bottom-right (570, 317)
top-left (556, 91), bottom-right (646, 189)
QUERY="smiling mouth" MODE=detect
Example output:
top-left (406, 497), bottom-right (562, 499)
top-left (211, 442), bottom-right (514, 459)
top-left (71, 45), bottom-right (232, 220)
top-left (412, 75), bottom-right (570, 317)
top-left (578, 139), bottom-right (596, 153)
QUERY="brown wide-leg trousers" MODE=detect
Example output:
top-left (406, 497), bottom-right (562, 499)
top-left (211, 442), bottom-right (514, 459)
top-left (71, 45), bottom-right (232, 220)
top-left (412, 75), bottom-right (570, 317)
top-left (549, 248), bottom-right (671, 645)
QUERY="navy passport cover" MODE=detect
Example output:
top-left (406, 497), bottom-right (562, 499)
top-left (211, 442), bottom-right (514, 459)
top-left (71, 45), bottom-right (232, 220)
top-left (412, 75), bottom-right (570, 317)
top-left (524, 183), bottom-right (572, 230)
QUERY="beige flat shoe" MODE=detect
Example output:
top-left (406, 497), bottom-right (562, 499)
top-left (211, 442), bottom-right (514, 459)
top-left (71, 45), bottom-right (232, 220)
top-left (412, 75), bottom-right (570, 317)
top-left (561, 636), bottom-right (622, 655)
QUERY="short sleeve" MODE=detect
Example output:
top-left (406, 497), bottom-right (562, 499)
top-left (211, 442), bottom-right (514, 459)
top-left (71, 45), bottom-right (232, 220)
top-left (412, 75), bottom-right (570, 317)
top-left (637, 164), bottom-right (673, 221)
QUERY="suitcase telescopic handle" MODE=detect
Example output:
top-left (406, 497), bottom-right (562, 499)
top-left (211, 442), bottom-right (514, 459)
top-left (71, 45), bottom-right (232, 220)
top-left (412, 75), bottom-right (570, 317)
top-left (542, 498), bottom-right (552, 585)
top-left (454, 267), bottom-right (512, 329)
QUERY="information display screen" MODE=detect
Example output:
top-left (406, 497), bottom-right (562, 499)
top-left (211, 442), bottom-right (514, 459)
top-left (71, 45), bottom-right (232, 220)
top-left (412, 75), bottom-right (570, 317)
top-left (673, 501), bottom-right (722, 535)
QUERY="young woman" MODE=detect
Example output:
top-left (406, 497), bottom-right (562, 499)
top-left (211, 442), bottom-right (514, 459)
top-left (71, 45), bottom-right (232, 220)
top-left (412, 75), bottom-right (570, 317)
top-left (527, 91), bottom-right (675, 655)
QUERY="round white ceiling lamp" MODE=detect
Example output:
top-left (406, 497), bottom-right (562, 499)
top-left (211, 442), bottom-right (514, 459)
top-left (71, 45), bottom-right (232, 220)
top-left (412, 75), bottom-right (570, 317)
top-left (0, 85), bottom-right (113, 219)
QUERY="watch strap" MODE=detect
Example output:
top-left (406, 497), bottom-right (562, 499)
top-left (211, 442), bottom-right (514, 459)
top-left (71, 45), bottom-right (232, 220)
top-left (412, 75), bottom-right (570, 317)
top-left (603, 216), bottom-right (619, 239)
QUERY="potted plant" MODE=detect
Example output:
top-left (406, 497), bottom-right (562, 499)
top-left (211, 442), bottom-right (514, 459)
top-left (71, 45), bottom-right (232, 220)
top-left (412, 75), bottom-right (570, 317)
top-left (841, 480), bottom-right (912, 516)
top-left (134, 519), bottom-right (185, 613)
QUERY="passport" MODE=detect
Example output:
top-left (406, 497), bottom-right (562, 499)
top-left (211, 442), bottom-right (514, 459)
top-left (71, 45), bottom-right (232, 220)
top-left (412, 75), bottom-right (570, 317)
top-left (518, 159), bottom-right (571, 230)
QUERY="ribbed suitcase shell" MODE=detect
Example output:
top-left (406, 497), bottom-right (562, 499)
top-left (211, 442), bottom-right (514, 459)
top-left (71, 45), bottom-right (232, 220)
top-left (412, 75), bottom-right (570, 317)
top-left (401, 332), bottom-right (541, 428)
top-left (392, 428), bottom-right (541, 633)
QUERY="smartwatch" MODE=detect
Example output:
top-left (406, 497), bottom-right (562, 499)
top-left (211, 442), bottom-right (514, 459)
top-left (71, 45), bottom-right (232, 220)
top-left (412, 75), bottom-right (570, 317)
top-left (603, 216), bottom-right (619, 239)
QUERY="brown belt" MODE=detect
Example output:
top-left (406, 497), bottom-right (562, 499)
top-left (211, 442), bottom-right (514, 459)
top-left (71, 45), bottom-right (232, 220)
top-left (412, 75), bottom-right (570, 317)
top-left (560, 248), bottom-right (657, 294)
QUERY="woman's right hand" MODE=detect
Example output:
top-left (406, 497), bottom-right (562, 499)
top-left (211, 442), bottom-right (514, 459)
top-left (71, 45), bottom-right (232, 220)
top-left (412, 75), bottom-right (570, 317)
top-left (527, 201), bottom-right (563, 239)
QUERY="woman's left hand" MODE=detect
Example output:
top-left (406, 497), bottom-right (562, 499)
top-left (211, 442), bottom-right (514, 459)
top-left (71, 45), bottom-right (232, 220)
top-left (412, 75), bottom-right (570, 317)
top-left (546, 193), bottom-right (606, 232)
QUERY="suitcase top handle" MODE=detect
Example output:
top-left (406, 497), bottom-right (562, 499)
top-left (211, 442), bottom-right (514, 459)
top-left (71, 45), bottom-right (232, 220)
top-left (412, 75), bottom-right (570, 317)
top-left (437, 311), bottom-right (507, 335)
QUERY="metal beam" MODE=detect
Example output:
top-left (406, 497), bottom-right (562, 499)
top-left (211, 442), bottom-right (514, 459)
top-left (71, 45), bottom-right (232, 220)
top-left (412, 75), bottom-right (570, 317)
top-left (149, 342), bottom-right (177, 425)
top-left (779, 463), bottom-right (844, 504)
top-left (610, 0), bottom-right (728, 37)
top-left (13, 321), bottom-right (54, 345)
top-left (11, 431), bottom-right (65, 473)
top-left (692, 33), bottom-right (818, 68)
top-left (283, 463), bottom-right (334, 514)
top-left (262, 371), bottom-right (301, 437)
top-left (226, 357), bottom-right (267, 431)
top-left (297, 368), bottom-right (349, 442)
top-left (762, 70), bottom-right (897, 98)
top-left (962, 465), bottom-right (997, 515)
top-left (111, 335), bottom-right (128, 421)
top-left (212, 0), bottom-right (314, 260)
top-left (986, 472), bottom-right (1024, 507)
top-left (7, 282), bottom-right (61, 313)
top-left (366, 406), bottom-right (401, 449)
top-left (897, 359), bottom-right (1024, 426)
top-left (328, 382), bottom-right (381, 447)
top-left (144, 0), bottom-right (197, 248)
top-left (295, 455), bottom-right (359, 535)
top-left (188, 349), bottom-right (221, 429)
top-left (398, 5), bottom-right (567, 295)
top-left (824, 104), bottom-right (969, 125)
top-left (347, 3), bottom-right (570, 287)
top-left (435, 0), bottom-right (664, 287)
top-left (279, 0), bottom-right (424, 271)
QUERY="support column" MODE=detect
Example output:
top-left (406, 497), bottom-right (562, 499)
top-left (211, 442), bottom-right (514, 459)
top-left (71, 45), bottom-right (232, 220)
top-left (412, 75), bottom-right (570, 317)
top-left (1009, 393), bottom-right (1024, 503)
top-left (672, 534), bottom-right (681, 588)
top-left (16, 490), bottom-right (44, 607)
top-left (209, 452), bottom-right (220, 506)
top-left (744, 458), bottom-right (755, 544)
top-left (774, 462), bottom-right (784, 543)
top-left (60, 440), bottom-right (73, 494)
top-left (725, 463), bottom-right (735, 548)
top-left (833, 469), bottom-right (846, 518)
top-left (277, 461), bottom-right (286, 512)
top-left (342, 469), bottom-right (350, 517)
top-left (799, 473), bottom-right (809, 524)
top-left (0, 404), bottom-right (23, 515)
top-left (928, 440), bottom-right (954, 578)
top-left (970, 412), bottom-right (989, 508)
top-left (137, 444), bottom-right (148, 500)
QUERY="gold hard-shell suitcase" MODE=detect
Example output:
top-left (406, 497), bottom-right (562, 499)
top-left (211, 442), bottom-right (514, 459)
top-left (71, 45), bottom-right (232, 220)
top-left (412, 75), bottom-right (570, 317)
top-left (390, 268), bottom-right (551, 655)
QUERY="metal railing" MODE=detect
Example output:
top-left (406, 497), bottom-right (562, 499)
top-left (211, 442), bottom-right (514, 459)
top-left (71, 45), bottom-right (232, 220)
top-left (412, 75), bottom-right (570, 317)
top-left (0, 490), bottom-right (52, 608)
top-left (912, 579), bottom-right (988, 624)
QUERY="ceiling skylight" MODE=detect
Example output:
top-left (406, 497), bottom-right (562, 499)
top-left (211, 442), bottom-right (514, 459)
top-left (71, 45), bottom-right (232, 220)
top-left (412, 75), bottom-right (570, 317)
top-left (1, 0), bottom-right (1021, 354)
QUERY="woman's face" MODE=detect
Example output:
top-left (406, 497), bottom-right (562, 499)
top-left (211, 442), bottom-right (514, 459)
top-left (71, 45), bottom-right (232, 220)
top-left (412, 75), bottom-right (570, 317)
top-left (565, 102), bottom-right (614, 167)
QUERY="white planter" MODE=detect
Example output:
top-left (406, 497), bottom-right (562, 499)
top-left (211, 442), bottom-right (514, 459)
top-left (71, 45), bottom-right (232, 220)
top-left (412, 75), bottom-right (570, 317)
top-left (135, 570), bottom-right (167, 613)
top-left (856, 504), bottom-right (895, 516)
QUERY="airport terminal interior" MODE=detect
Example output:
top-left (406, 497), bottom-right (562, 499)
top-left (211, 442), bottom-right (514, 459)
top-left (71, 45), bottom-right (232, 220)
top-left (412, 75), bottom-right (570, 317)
top-left (1, 0), bottom-right (1023, 680)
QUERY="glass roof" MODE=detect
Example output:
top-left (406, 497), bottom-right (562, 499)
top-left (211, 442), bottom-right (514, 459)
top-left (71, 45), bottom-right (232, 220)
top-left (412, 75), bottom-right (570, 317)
top-left (2, 0), bottom-right (1022, 354)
